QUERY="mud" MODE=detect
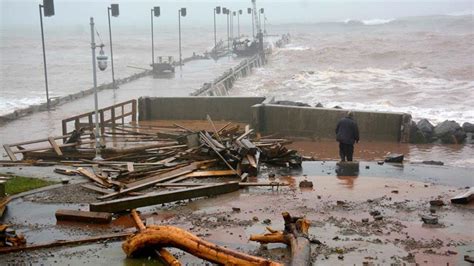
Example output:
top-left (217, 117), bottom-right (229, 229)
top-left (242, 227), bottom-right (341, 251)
top-left (1, 161), bottom-right (473, 265)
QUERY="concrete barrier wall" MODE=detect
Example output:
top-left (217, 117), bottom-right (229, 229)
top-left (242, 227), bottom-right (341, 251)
top-left (138, 96), bottom-right (266, 123)
top-left (252, 104), bottom-right (407, 142)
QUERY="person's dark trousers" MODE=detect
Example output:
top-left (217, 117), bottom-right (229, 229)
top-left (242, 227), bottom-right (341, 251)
top-left (339, 143), bottom-right (354, 161)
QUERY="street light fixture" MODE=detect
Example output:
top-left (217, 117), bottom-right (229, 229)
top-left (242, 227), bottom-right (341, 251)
top-left (178, 7), bottom-right (187, 66)
top-left (232, 11), bottom-right (236, 40)
top-left (223, 7), bottom-right (230, 52)
top-left (107, 4), bottom-right (119, 90)
top-left (238, 10), bottom-right (242, 38)
top-left (260, 8), bottom-right (265, 34)
top-left (151, 6), bottom-right (160, 66)
top-left (247, 7), bottom-right (254, 38)
top-left (90, 17), bottom-right (108, 161)
top-left (214, 6), bottom-right (221, 50)
top-left (39, 0), bottom-right (54, 109)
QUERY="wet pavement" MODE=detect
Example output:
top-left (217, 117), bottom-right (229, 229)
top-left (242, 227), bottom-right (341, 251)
top-left (0, 56), bottom-right (240, 158)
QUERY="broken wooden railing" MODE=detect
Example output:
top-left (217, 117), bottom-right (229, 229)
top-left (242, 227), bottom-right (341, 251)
top-left (3, 133), bottom-right (94, 161)
top-left (61, 99), bottom-right (137, 142)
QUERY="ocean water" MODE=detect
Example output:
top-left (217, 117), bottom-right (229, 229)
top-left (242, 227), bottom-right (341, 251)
top-left (231, 15), bottom-right (474, 124)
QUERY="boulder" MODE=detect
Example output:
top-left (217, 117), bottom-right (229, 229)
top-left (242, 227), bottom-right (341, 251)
top-left (417, 119), bottom-right (434, 140)
top-left (433, 120), bottom-right (466, 144)
top-left (409, 121), bottom-right (428, 143)
top-left (462, 122), bottom-right (474, 133)
top-left (315, 102), bottom-right (324, 108)
top-left (273, 100), bottom-right (311, 107)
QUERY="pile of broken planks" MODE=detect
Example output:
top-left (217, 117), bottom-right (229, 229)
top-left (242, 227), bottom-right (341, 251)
top-left (3, 117), bottom-right (302, 213)
top-left (84, 118), bottom-right (302, 213)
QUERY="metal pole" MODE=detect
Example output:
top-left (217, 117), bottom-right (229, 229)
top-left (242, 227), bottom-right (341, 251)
top-left (39, 5), bottom-right (50, 109)
top-left (238, 13), bottom-right (240, 38)
top-left (151, 9), bottom-right (154, 66)
top-left (90, 17), bottom-right (101, 160)
top-left (107, 7), bottom-right (116, 90)
top-left (251, 10), bottom-right (255, 38)
top-left (213, 8), bottom-right (217, 49)
top-left (178, 10), bottom-right (182, 66)
top-left (226, 12), bottom-right (229, 52)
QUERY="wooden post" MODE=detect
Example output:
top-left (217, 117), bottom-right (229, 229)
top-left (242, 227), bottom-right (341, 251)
top-left (131, 100), bottom-right (137, 122)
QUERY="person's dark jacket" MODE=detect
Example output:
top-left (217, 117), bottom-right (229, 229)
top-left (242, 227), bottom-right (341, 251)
top-left (336, 116), bottom-right (360, 145)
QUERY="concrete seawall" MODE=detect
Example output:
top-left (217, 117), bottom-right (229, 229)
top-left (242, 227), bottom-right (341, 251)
top-left (0, 70), bottom-right (150, 124)
top-left (191, 54), bottom-right (265, 97)
top-left (138, 96), bottom-right (266, 122)
top-left (138, 97), bottom-right (411, 142)
top-left (252, 104), bottom-right (410, 142)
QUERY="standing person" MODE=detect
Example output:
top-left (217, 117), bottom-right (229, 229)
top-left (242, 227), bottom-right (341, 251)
top-left (336, 111), bottom-right (359, 162)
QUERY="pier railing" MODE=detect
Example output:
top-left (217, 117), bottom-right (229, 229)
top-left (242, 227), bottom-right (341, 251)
top-left (61, 99), bottom-right (137, 142)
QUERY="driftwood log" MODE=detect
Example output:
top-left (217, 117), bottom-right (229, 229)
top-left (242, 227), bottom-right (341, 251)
top-left (124, 210), bottom-right (282, 265)
top-left (250, 212), bottom-right (311, 266)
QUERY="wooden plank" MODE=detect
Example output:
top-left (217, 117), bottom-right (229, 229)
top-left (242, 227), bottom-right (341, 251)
top-left (237, 129), bottom-right (254, 141)
top-left (183, 170), bottom-right (237, 178)
top-left (54, 168), bottom-right (77, 176)
top-left (153, 182), bottom-right (288, 188)
top-left (451, 188), bottom-right (474, 204)
top-left (97, 162), bottom-right (202, 200)
top-left (77, 168), bottom-right (111, 188)
top-left (55, 209), bottom-right (112, 224)
top-left (48, 137), bottom-right (63, 156)
top-left (3, 145), bottom-right (17, 161)
top-left (90, 182), bottom-right (240, 213)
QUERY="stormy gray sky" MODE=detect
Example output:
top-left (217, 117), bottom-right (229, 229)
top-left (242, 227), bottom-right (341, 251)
top-left (1, 0), bottom-right (472, 33)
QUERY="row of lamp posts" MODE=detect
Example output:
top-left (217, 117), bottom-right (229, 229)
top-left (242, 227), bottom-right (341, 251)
top-left (212, 6), bottom-right (265, 52)
top-left (38, 0), bottom-right (264, 160)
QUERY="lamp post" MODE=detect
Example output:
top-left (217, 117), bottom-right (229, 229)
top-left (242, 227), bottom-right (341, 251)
top-left (151, 6), bottom-right (160, 66)
top-left (223, 8), bottom-right (229, 52)
top-left (259, 8), bottom-right (264, 33)
top-left (107, 4), bottom-right (119, 90)
top-left (238, 10), bottom-right (242, 38)
top-left (213, 6), bottom-right (221, 50)
top-left (39, 0), bottom-right (54, 109)
top-left (232, 11), bottom-right (236, 40)
top-left (178, 7), bottom-right (186, 66)
top-left (248, 7), bottom-right (254, 38)
top-left (90, 17), bottom-right (108, 161)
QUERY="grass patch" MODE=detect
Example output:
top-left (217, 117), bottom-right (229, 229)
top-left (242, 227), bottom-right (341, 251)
top-left (3, 175), bottom-right (57, 195)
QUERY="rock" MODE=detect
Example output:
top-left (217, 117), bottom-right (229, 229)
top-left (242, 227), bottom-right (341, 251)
top-left (421, 215), bottom-right (438, 225)
top-left (433, 120), bottom-right (466, 144)
top-left (262, 219), bottom-right (271, 225)
top-left (61, 178), bottom-right (70, 185)
top-left (273, 100), bottom-right (311, 107)
top-left (362, 218), bottom-right (369, 223)
top-left (462, 122), bottom-right (474, 133)
top-left (333, 105), bottom-right (342, 109)
top-left (417, 119), bottom-right (434, 138)
top-left (338, 255), bottom-right (344, 260)
top-left (252, 216), bottom-right (259, 222)
top-left (369, 210), bottom-right (381, 216)
top-left (377, 161), bottom-right (384, 165)
top-left (384, 153), bottom-right (404, 163)
top-left (332, 236), bottom-right (340, 240)
top-left (429, 199), bottom-right (444, 206)
top-left (391, 190), bottom-right (399, 194)
top-left (268, 172), bottom-right (276, 179)
top-left (336, 200), bottom-right (347, 206)
top-left (373, 215), bottom-right (383, 221)
top-left (465, 255), bottom-right (474, 263)
top-left (409, 121), bottom-right (428, 143)
top-left (232, 207), bottom-right (241, 212)
top-left (365, 165), bottom-right (370, 169)
top-left (315, 102), bottom-right (324, 108)
top-left (422, 160), bottom-right (444, 166)
top-left (299, 180), bottom-right (314, 188)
